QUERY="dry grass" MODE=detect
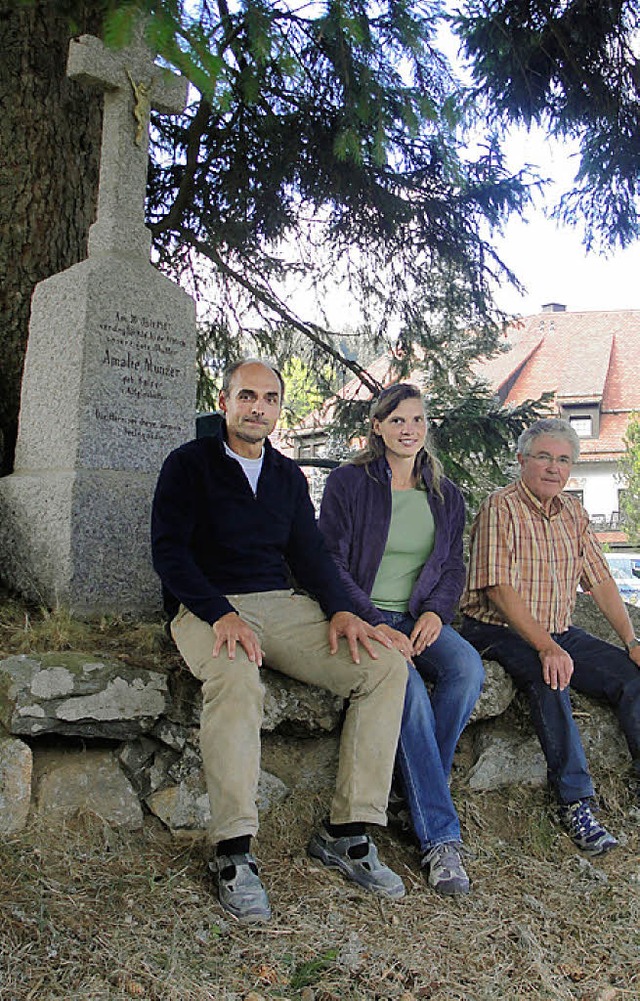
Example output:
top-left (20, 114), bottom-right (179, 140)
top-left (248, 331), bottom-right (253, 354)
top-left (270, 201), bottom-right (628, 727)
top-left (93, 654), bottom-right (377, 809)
top-left (1, 590), bottom-right (639, 1000)
top-left (0, 590), bottom-right (177, 670)
top-left (2, 782), bottom-right (639, 1000)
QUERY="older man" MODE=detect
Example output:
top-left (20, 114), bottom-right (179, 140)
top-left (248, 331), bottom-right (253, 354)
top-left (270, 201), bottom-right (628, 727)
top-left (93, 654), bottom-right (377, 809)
top-left (460, 417), bottom-right (640, 854)
top-left (151, 358), bottom-right (408, 922)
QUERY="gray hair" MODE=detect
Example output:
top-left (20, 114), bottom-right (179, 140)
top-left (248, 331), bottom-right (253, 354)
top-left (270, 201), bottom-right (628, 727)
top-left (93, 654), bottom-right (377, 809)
top-left (517, 417), bottom-right (581, 462)
top-left (222, 358), bottom-right (285, 401)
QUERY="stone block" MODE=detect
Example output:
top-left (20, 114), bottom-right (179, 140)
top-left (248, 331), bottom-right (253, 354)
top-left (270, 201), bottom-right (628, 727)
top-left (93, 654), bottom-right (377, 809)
top-left (34, 748), bottom-right (143, 829)
top-left (261, 667), bottom-right (345, 732)
top-left (0, 653), bottom-right (168, 739)
top-left (466, 693), bottom-right (632, 793)
top-left (468, 729), bottom-right (547, 791)
top-left (14, 258), bottom-right (195, 474)
top-left (146, 778), bottom-right (211, 833)
top-left (145, 767), bottom-right (288, 835)
top-left (0, 732), bottom-right (33, 834)
top-left (0, 255), bottom-right (196, 616)
top-left (167, 663), bottom-right (344, 732)
top-left (0, 468), bottom-right (162, 614)
top-left (469, 658), bottom-right (516, 722)
top-left (572, 694), bottom-right (630, 773)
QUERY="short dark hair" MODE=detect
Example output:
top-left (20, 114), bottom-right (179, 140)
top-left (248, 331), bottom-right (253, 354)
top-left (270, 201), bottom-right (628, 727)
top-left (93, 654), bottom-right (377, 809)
top-left (222, 358), bottom-right (285, 401)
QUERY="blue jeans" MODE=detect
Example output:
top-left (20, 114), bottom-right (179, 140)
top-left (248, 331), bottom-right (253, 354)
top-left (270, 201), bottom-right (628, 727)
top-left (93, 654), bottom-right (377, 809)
top-left (460, 617), bottom-right (640, 804)
top-left (380, 611), bottom-right (485, 852)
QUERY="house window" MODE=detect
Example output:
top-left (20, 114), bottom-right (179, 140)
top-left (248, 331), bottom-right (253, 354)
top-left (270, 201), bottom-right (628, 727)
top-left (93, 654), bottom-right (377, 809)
top-left (569, 415), bottom-right (592, 437)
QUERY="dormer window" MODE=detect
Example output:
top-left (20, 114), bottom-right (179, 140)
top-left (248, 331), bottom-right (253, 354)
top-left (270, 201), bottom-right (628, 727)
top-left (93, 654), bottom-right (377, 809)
top-left (569, 415), bottom-right (593, 437)
top-left (560, 401), bottom-right (599, 438)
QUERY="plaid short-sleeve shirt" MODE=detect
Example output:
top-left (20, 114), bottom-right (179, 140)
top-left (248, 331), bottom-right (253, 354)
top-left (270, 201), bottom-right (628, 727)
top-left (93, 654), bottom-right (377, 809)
top-left (460, 480), bottom-right (612, 634)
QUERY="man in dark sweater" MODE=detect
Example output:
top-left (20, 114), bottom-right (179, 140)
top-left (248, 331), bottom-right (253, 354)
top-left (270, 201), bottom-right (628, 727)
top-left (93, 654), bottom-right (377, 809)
top-left (151, 359), bottom-right (408, 922)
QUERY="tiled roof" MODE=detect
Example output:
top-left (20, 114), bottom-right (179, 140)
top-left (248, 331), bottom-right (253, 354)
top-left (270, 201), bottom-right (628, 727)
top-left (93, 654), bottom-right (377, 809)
top-left (338, 353), bottom-right (427, 402)
top-left (476, 308), bottom-right (640, 456)
top-left (290, 308), bottom-right (640, 460)
top-left (476, 323), bottom-right (543, 393)
top-left (579, 412), bottom-right (629, 458)
top-left (595, 530), bottom-right (629, 546)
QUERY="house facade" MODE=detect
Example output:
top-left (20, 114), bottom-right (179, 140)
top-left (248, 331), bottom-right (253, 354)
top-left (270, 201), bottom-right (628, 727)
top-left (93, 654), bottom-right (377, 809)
top-left (287, 305), bottom-right (640, 544)
top-left (477, 304), bottom-right (640, 545)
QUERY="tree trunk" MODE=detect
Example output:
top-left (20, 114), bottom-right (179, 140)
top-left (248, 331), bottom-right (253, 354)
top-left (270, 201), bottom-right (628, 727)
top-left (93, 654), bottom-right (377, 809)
top-left (0, 1), bottom-right (103, 474)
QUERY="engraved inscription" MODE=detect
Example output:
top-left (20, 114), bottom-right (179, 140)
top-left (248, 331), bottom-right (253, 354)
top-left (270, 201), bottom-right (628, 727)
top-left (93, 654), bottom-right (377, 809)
top-left (94, 309), bottom-right (188, 443)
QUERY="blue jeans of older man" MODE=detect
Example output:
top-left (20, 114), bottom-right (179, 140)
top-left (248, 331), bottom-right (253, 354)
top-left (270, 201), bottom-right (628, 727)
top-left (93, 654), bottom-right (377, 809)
top-left (460, 617), bottom-right (640, 804)
top-left (379, 611), bottom-right (484, 852)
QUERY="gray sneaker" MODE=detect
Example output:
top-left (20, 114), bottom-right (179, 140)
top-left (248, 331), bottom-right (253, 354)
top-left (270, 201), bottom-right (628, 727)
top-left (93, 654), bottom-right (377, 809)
top-left (307, 823), bottom-right (405, 899)
top-left (421, 842), bottom-right (470, 896)
top-left (211, 853), bottom-right (271, 923)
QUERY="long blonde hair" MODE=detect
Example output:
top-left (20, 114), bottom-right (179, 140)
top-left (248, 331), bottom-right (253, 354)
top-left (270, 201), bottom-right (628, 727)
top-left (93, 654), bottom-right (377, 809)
top-left (350, 384), bottom-right (444, 497)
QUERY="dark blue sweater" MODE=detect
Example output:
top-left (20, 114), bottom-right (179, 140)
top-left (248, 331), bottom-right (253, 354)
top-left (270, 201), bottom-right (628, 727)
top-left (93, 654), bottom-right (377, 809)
top-left (151, 428), bottom-right (353, 624)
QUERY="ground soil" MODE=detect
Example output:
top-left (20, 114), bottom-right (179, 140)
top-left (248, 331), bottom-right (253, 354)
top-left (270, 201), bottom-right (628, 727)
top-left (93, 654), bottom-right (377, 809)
top-left (1, 594), bottom-right (639, 1000)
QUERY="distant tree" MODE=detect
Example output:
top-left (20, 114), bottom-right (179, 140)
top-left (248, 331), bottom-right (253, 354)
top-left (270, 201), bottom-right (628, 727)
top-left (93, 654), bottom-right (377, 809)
top-left (6, 0), bottom-right (635, 486)
top-left (280, 357), bottom-right (338, 429)
top-left (454, 0), bottom-right (640, 250)
top-left (1, 0), bottom-right (532, 474)
top-left (620, 412), bottom-right (640, 544)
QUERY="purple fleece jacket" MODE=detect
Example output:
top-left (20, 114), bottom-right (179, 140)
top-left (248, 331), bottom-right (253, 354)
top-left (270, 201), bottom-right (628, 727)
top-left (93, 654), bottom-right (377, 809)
top-left (319, 456), bottom-right (467, 627)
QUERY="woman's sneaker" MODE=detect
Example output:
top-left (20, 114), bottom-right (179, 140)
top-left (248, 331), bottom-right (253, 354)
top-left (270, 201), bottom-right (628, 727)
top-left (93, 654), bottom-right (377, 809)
top-left (421, 842), bottom-right (470, 896)
top-left (558, 799), bottom-right (619, 855)
top-left (211, 853), bottom-right (271, 923)
top-left (307, 823), bottom-right (405, 898)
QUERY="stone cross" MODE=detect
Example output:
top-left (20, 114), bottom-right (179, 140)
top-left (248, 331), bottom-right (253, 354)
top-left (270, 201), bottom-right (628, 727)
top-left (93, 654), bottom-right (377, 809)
top-left (67, 19), bottom-right (187, 259)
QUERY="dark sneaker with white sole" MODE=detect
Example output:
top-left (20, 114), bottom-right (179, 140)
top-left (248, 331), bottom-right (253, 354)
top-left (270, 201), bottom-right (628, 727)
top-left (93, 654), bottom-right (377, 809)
top-left (211, 853), bottom-right (271, 923)
top-left (558, 799), bottom-right (618, 855)
top-left (421, 842), bottom-right (470, 896)
top-left (308, 823), bottom-right (405, 899)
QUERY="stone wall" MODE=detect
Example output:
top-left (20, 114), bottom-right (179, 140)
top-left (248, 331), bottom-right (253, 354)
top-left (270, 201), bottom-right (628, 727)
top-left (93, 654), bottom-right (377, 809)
top-left (1, 594), bottom-right (637, 835)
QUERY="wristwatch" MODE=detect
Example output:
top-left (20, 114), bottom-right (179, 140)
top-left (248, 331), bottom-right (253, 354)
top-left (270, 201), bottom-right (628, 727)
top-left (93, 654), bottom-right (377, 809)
top-left (624, 636), bottom-right (640, 654)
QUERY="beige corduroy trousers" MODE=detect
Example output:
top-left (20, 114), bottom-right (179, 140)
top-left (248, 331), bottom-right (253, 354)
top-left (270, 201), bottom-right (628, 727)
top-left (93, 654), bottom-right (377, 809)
top-left (171, 590), bottom-right (408, 843)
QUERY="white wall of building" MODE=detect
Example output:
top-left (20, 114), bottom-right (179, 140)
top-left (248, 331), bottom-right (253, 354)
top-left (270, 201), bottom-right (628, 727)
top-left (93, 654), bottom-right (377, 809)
top-left (568, 460), bottom-right (626, 521)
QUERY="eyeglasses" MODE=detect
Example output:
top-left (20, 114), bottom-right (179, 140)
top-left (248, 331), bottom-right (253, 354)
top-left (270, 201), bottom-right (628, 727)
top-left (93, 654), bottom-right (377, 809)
top-left (527, 452), bottom-right (572, 468)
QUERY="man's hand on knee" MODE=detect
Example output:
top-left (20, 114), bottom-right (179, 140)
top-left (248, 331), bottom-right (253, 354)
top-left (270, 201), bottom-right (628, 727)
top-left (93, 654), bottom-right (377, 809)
top-left (213, 612), bottom-right (264, 666)
top-left (328, 611), bottom-right (394, 665)
top-left (538, 641), bottom-right (573, 691)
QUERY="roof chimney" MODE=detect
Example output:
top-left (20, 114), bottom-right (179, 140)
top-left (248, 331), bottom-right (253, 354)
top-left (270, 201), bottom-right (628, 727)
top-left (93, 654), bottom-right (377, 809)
top-left (542, 303), bottom-right (566, 313)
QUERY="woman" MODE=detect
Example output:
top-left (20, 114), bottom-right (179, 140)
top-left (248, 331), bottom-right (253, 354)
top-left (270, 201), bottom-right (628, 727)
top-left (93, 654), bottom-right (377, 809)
top-left (319, 383), bottom-right (484, 895)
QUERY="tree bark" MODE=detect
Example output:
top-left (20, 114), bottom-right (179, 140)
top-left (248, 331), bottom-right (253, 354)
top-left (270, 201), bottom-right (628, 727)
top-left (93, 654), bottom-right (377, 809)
top-left (0, 1), bottom-right (103, 473)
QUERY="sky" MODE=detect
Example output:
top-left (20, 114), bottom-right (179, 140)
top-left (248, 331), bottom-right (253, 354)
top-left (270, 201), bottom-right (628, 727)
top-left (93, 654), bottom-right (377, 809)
top-left (491, 126), bottom-right (640, 317)
top-left (287, 124), bottom-right (640, 332)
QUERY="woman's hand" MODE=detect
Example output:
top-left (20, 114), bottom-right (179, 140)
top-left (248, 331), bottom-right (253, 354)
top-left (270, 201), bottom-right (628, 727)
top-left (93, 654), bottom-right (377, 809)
top-left (410, 611), bottom-right (442, 655)
top-left (377, 623), bottom-right (414, 660)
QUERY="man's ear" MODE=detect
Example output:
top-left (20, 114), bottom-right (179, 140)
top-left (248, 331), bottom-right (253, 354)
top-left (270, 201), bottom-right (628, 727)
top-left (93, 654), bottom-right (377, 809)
top-left (219, 390), bottom-right (227, 413)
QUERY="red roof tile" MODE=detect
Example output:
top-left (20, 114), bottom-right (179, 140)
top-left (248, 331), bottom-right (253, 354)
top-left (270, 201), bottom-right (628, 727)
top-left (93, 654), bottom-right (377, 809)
top-left (293, 308), bottom-right (640, 462)
top-left (476, 309), bottom-right (640, 456)
top-left (595, 530), bottom-right (629, 546)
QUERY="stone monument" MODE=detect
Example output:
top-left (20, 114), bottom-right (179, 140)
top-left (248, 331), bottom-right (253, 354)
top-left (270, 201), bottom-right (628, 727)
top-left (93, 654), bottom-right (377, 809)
top-left (0, 19), bottom-right (196, 616)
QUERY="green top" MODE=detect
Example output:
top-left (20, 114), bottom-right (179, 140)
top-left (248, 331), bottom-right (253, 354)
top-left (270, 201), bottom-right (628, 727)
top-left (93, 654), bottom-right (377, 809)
top-left (370, 488), bottom-right (435, 611)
